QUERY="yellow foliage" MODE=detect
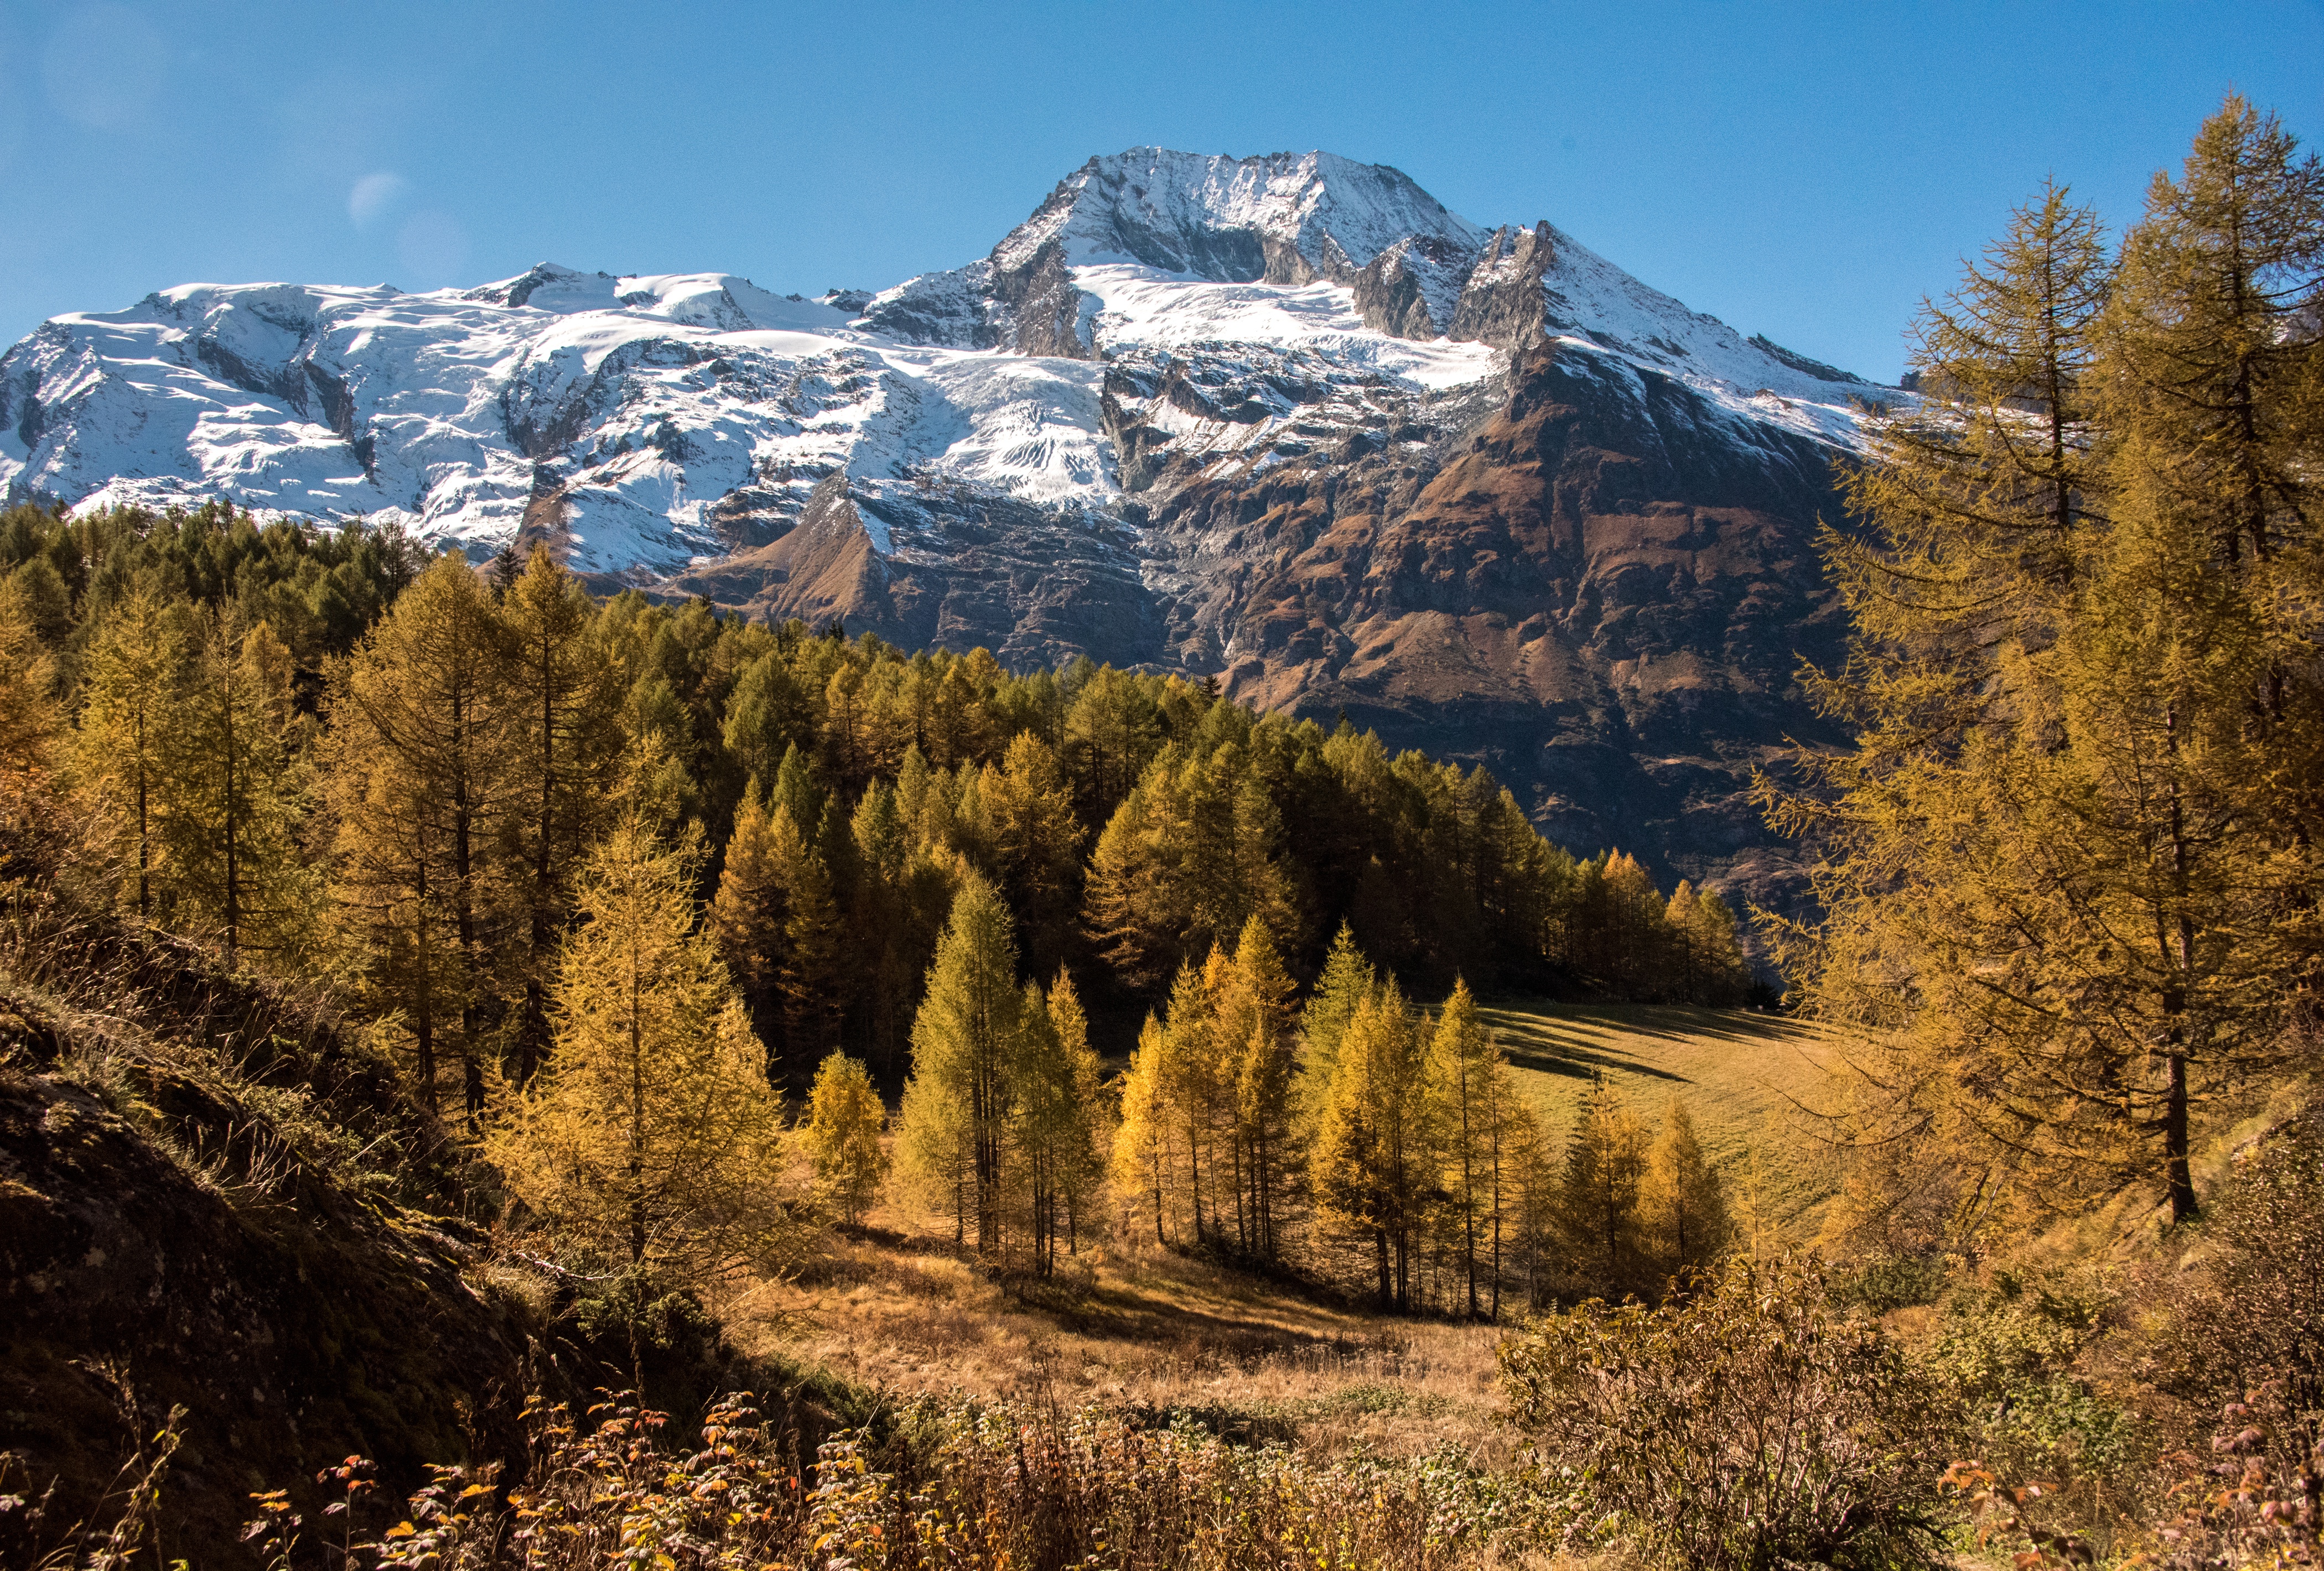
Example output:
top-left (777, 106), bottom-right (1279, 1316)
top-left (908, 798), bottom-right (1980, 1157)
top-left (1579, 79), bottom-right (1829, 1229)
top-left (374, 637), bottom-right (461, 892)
top-left (804, 1053), bottom-right (888, 1226)
top-left (485, 815), bottom-right (798, 1277)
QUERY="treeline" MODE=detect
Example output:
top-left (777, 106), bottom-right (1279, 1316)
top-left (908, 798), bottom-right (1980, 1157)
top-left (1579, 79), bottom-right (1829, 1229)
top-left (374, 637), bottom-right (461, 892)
top-left (0, 490), bottom-right (1756, 1309)
top-left (1114, 922), bottom-right (1732, 1310)
top-left (0, 500), bottom-right (1749, 1111)
top-left (1772, 95), bottom-right (2324, 1235)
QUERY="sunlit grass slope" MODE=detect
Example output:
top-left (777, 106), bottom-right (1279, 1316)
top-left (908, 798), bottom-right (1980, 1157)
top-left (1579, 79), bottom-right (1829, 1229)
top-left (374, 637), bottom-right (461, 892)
top-left (1479, 1000), bottom-right (1845, 1236)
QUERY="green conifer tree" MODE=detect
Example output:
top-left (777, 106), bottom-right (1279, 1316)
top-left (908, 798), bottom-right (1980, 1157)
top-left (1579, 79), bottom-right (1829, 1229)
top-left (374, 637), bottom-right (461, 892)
top-left (709, 790), bottom-right (790, 1069)
top-left (897, 873), bottom-right (1024, 1256)
top-left (770, 806), bottom-right (843, 1059)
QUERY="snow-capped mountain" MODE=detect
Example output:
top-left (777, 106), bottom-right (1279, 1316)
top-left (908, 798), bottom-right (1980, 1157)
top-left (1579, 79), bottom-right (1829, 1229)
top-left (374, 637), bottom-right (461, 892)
top-left (1, 147), bottom-right (1872, 576)
top-left (0, 148), bottom-right (1891, 906)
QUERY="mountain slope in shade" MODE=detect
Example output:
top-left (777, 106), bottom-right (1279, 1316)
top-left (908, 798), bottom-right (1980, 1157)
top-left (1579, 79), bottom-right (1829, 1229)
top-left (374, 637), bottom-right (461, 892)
top-left (0, 148), bottom-right (1896, 909)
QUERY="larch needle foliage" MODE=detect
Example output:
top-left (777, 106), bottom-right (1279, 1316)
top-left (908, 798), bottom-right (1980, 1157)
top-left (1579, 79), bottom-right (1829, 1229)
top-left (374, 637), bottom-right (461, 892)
top-left (805, 1052), bottom-right (889, 1226)
top-left (486, 813), bottom-right (797, 1277)
top-left (325, 554), bottom-right (516, 1115)
top-left (162, 607), bottom-right (312, 967)
top-left (0, 576), bottom-right (61, 808)
top-left (1765, 95), bottom-right (2324, 1235)
top-left (894, 875), bottom-right (1104, 1274)
top-left (1311, 977), bottom-right (1431, 1310)
top-left (71, 587), bottom-right (188, 920)
top-left (896, 872), bottom-right (1025, 1258)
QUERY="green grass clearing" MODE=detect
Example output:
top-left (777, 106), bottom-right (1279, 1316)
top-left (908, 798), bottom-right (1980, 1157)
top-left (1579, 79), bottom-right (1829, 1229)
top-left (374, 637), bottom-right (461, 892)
top-left (1478, 1000), bottom-right (1845, 1236)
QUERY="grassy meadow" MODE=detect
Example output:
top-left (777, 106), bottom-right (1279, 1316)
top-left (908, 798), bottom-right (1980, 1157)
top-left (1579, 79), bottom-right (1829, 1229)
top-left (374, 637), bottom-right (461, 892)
top-left (718, 1198), bottom-right (1517, 1468)
top-left (1480, 998), bottom-right (1844, 1235)
top-left (702, 998), bottom-right (1841, 1479)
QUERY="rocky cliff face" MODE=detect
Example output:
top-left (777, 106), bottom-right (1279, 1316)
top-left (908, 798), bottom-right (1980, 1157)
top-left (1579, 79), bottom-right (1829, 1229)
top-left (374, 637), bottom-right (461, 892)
top-left (1125, 340), bottom-right (1853, 906)
top-left (0, 147), bottom-right (1892, 904)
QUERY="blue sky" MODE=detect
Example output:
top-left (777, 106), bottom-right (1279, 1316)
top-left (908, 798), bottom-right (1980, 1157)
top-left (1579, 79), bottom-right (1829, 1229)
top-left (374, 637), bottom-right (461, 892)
top-left (1, 0), bottom-right (2317, 382)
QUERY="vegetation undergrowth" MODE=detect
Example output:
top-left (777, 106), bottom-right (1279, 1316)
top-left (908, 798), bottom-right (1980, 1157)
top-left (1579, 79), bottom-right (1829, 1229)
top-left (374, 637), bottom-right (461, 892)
top-left (234, 1391), bottom-right (1543, 1571)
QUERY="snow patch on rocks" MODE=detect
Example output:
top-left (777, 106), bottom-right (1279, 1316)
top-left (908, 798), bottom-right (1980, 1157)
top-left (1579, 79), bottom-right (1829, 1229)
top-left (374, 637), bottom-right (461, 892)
top-left (0, 149), bottom-right (1893, 579)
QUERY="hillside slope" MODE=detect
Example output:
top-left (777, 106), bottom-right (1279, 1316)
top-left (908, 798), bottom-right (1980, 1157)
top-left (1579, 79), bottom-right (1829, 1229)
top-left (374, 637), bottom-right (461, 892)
top-left (0, 840), bottom-right (810, 1565)
top-left (1480, 998), bottom-right (1843, 1231)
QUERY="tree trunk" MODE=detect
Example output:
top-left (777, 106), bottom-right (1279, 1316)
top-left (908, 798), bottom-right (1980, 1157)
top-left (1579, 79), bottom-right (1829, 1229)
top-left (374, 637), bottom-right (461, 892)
top-left (628, 919), bottom-right (647, 1267)
top-left (452, 689), bottom-right (487, 1119)
top-left (415, 861), bottom-right (437, 1112)
top-left (2159, 700), bottom-right (2202, 1226)
top-left (134, 716), bottom-right (150, 920)
top-left (2166, 1050), bottom-right (2197, 1225)
top-left (1460, 1065), bottom-right (1479, 1318)
top-left (222, 652), bottom-right (240, 967)
top-left (1231, 1131), bottom-right (1248, 1250)
top-left (521, 626), bottom-right (562, 1086)
top-left (1490, 1115), bottom-right (1503, 1323)
top-left (1187, 1119), bottom-right (1205, 1242)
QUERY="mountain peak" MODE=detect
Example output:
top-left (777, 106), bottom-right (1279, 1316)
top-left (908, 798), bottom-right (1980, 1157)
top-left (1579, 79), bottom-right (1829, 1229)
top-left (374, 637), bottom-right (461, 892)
top-left (994, 147), bottom-right (1483, 285)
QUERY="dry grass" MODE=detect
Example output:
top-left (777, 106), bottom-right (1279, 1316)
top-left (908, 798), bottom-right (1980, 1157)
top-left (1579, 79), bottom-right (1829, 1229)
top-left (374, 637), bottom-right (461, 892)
top-left (713, 1194), bottom-right (1516, 1467)
top-left (717, 1002), bottom-right (1852, 1470)
top-left (1480, 999), bottom-right (1844, 1234)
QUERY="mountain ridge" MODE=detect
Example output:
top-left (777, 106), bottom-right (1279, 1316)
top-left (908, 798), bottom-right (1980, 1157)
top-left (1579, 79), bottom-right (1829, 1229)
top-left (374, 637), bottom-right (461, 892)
top-left (0, 147), bottom-right (1889, 908)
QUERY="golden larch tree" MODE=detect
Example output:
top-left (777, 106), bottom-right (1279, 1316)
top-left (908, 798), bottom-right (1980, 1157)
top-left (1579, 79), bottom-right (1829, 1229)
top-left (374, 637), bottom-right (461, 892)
top-left (485, 816), bottom-right (792, 1275)
top-left (499, 547), bottom-right (625, 1084)
top-left (804, 1052), bottom-right (888, 1227)
top-left (75, 590), bottom-right (189, 918)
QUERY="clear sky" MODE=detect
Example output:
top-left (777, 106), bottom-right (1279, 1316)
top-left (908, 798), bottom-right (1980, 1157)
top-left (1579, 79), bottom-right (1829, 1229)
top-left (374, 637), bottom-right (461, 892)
top-left (2, 0), bottom-right (2317, 383)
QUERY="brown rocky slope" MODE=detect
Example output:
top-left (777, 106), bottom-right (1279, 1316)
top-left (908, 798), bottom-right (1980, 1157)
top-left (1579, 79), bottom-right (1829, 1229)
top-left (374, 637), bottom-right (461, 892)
top-left (673, 330), bottom-right (1854, 908)
top-left (0, 840), bottom-right (849, 1566)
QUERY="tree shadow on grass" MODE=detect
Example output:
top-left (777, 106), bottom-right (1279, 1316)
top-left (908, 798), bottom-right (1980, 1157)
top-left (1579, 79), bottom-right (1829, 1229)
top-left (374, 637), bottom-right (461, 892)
top-left (1477, 1000), bottom-right (1828, 1085)
top-left (1481, 1000), bottom-right (1817, 1048)
top-left (1035, 1276), bottom-right (1367, 1354)
top-left (1498, 1042), bottom-right (1693, 1083)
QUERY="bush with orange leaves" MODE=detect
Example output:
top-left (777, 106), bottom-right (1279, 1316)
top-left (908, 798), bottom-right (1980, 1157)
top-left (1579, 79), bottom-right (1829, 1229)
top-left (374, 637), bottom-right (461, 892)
top-left (240, 1388), bottom-right (1541, 1570)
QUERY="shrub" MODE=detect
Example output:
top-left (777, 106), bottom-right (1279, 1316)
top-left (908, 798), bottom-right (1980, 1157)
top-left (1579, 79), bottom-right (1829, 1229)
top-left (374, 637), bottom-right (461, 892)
top-left (1924, 1266), bottom-right (2136, 1494)
top-left (242, 1389), bottom-right (1540, 1569)
top-left (2129, 1102), bottom-right (2324, 1568)
top-left (1498, 1251), bottom-right (1960, 1570)
top-left (1834, 1251), bottom-right (1947, 1314)
top-left (2145, 1380), bottom-right (2322, 1568)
